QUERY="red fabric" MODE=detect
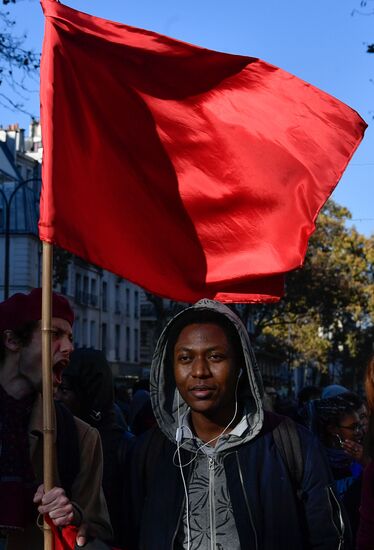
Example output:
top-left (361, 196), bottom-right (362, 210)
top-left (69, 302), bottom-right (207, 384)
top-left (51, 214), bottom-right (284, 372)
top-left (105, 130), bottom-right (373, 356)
top-left (39, 0), bottom-right (366, 303)
top-left (46, 517), bottom-right (122, 550)
top-left (49, 521), bottom-right (77, 550)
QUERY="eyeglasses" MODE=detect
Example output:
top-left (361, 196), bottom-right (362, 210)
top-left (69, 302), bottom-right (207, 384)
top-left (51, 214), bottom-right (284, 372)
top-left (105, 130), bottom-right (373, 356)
top-left (337, 423), bottom-right (363, 433)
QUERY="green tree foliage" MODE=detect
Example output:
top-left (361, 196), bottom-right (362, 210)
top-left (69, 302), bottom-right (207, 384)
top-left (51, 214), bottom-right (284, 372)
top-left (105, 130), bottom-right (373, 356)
top-left (237, 200), bottom-right (373, 382)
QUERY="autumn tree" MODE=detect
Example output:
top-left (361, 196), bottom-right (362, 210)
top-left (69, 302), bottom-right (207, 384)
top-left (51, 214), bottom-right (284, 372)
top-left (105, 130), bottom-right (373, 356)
top-left (241, 200), bottom-right (373, 386)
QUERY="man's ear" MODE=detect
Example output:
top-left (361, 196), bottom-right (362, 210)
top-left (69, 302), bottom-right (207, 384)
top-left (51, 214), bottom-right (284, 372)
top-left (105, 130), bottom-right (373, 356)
top-left (3, 330), bottom-right (22, 352)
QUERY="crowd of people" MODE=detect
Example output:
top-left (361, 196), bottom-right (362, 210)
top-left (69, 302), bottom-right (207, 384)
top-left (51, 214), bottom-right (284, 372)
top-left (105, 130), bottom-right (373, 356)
top-left (0, 288), bottom-right (373, 549)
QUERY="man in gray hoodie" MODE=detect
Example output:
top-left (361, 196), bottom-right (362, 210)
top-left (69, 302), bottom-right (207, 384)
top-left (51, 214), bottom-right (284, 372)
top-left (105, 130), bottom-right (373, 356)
top-left (123, 299), bottom-right (349, 550)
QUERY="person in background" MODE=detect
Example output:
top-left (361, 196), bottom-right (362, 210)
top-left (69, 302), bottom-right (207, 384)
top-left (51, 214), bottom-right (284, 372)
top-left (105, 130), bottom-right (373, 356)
top-left (128, 379), bottom-right (156, 436)
top-left (321, 384), bottom-right (369, 437)
top-left (0, 290), bottom-right (111, 550)
top-left (295, 385), bottom-right (322, 428)
top-left (357, 356), bottom-right (374, 550)
top-left (298, 385), bottom-right (322, 408)
top-left (56, 349), bottom-right (133, 547)
top-left (262, 382), bottom-right (278, 412)
top-left (114, 384), bottom-right (132, 427)
top-left (321, 385), bottom-right (350, 400)
top-left (314, 392), bottom-right (367, 540)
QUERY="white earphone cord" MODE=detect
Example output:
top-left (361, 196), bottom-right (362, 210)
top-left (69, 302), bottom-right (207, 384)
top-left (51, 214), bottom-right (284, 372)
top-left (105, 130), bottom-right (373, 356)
top-left (174, 371), bottom-right (242, 550)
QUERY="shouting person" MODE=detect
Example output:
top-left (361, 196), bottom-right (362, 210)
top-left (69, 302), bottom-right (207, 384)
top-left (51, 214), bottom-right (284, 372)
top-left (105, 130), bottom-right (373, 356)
top-left (0, 289), bottom-right (112, 550)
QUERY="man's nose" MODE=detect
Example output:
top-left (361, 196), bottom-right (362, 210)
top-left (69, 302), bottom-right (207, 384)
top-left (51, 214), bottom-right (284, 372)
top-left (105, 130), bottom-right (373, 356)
top-left (60, 337), bottom-right (74, 354)
top-left (191, 356), bottom-right (210, 378)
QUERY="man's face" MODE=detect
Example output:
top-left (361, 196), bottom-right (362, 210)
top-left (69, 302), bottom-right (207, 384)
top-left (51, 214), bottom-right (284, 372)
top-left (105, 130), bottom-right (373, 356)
top-left (173, 323), bottom-right (239, 419)
top-left (19, 317), bottom-right (73, 392)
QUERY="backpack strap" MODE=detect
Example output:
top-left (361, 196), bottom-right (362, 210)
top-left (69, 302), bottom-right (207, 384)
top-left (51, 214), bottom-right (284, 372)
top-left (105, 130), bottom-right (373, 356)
top-left (273, 417), bottom-right (304, 497)
top-left (55, 400), bottom-right (80, 499)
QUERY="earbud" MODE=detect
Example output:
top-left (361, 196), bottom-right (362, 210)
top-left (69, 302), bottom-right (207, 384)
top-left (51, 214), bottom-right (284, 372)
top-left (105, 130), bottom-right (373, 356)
top-left (175, 427), bottom-right (182, 443)
top-left (238, 368), bottom-right (243, 379)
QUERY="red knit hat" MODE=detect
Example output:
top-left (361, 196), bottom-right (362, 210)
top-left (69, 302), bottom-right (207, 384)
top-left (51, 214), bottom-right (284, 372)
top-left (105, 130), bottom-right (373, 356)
top-left (0, 288), bottom-right (74, 331)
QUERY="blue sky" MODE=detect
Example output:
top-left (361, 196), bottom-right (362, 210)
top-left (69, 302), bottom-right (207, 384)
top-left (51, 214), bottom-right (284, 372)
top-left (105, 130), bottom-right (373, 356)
top-left (2, 0), bottom-right (373, 236)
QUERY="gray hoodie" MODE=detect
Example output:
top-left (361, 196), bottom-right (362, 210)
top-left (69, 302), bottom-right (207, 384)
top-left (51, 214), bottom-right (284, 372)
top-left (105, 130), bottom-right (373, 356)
top-left (150, 299), bottom-right (265, 550)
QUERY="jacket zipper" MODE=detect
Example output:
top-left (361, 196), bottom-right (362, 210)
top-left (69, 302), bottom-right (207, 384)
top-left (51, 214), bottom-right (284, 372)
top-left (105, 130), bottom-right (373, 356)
top-left (208, 457), bottom-right (216, 550)
top-left (235, 452), bottom-right (258, 550)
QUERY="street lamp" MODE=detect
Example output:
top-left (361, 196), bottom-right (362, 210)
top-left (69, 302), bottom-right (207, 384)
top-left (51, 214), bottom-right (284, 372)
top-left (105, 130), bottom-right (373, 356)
top-left (0, 177), bottom-right (41, 299)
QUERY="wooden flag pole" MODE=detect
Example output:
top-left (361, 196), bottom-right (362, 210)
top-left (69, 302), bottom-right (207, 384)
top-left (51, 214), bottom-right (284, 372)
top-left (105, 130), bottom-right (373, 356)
top-left (41, 241), bottom-right (54, 550)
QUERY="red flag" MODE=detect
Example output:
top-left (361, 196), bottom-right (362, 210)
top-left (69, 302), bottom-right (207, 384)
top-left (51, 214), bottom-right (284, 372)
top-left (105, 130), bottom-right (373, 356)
top-left (46, 517), bottom-right (122, 550)
top-left (39, 0), bottom-right (366, 303)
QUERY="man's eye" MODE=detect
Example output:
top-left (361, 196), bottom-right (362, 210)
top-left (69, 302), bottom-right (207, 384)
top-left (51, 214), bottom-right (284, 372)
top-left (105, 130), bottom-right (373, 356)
top-left (178, 355), bottom-right (191, 362)
top-left (209, 353), bottom-right (224, 361)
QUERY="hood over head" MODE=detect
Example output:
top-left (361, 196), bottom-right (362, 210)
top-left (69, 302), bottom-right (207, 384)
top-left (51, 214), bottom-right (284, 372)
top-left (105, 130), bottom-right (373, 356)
top-left (150, 299), bottom-right (264, 448)
top-left (321, 385), bottom-right (349, 399)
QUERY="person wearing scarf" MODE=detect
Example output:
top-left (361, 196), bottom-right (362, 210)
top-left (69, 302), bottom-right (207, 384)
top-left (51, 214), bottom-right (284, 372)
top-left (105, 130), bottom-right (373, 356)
top-left (314, 392), bottom-right (367, 541)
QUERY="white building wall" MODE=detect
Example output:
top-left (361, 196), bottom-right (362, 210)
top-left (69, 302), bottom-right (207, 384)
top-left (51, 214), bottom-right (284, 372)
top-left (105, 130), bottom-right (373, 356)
top-left (0, 234), bottom-right (40, 297)
top-left (60, 261), bottom-right (141, 373)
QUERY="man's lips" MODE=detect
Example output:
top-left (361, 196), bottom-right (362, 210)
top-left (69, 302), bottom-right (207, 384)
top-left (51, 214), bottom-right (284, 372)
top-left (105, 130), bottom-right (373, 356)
top-left (188, 385), bottom-right (216, 399)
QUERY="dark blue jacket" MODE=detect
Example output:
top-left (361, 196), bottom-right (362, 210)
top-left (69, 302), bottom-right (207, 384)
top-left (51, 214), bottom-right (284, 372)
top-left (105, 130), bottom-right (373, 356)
top-left (123, 413), bottom-right (350, 550)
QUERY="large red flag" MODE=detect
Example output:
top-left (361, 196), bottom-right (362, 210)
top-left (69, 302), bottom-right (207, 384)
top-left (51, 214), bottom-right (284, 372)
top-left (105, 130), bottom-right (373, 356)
top-left (39, 0), bottom-right (366, 303)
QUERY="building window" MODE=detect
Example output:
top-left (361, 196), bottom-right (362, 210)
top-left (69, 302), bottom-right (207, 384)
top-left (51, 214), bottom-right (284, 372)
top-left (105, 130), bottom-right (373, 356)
top-left (83, 276), bottom-right (89, 304)
top-left (140, 328), bottom-right (148, 348)
top-left (125, 288), bottom-right (130, 316)
top-left (115, 324), bottom-right (121, 360)
top-left (90, 278), bottom-right (97, 306)
top-left (115, 284), bottom-right (121, 313)
top-left (82, 319), bottom-right (88, 347)
top-left (90, 320), bottom-right (96, 348)
top-left (75, 273), bottom-right (82, 302)
top-left (73, 317), bottom-right (80, 347)
top-left (134, 328), bottom-right (139, 362)
top-left (102, 281), bottom-right (107, 311)
top-left (126, 326), bottom-right (130, 362)
top-left (101, 323), bottom-right (107, 355)
top-left (134, 290), bottom-right (139, 318)
top-left (60, 279), bottom-right (67, 295)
